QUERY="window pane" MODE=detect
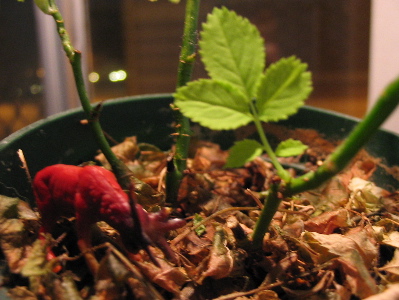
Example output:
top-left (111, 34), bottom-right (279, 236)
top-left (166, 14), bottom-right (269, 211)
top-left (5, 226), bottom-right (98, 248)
top-left (0, 1), bottom-right (44, 139)
top-left (88, 0), bottom-right (369, 118)
top-left (1, 0), bottom-right (369, 140)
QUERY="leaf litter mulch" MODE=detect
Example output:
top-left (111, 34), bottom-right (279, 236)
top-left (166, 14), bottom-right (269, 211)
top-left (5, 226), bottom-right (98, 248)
top-left (1, 128), bottom-right (399, 300)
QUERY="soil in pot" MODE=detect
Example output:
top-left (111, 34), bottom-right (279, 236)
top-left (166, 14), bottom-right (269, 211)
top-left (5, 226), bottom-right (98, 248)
top-left (0, 95), bottom-right (399, 299)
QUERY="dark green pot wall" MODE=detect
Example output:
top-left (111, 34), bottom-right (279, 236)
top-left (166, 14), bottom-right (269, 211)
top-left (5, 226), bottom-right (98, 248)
top-left (0, 94), bottom-right (398, 206)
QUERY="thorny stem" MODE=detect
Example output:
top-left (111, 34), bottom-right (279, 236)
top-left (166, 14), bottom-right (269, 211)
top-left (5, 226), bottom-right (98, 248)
top-left (251, 77), bottom-right (399, 249)
top-left (69, 53), bottom-right (133, 189)
top-left (288, 76), bottom-right (399, 195)
top-left (176, 0), bottom-right (201, 89)
top-left (39, 1), bottom-right (160, 254)
top-left (43, 1), bottom-right (144, 191)
top-left (167, 0), bottom-right (201, 205)
top-left (45, 0), bottom-right (74, 61)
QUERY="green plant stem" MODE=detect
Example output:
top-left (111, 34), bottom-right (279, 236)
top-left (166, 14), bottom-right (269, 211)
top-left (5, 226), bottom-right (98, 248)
top-left (70, 53), bottom-right (132, 189)
top-left (251, 183), bottom-right (281, 250)
top-left (46, 4), bottom-right (132, 190)
top-left (43, 2), bottom-right (159, 249)
top-left (176, 0), bottom-right (201, 89)
top-left (251, 77), bottom-right (399, 249)
top-left (47, 0), bottom-right (75, 61)
top-left (288, 77), bottom-right (399, 195)
top-left (167, 0), bottom-right (201, 204)
top-left (249, 102), bottom-right (290, 181)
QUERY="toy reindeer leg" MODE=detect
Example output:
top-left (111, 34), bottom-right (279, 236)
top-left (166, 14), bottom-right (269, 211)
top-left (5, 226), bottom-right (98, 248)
top-left (75, 192), bottom-right (100, 275)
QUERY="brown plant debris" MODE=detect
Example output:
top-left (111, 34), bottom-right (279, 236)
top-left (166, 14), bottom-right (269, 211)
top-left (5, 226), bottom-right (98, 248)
top-left (1, 135), bottom-right (399, 299)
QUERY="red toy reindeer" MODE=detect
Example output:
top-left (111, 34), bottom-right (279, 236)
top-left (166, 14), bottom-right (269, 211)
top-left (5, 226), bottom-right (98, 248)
top-left (33, 164), bottom-right (185, 274)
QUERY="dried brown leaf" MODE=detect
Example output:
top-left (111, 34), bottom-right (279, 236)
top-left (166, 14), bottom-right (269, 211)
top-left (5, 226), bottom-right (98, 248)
top-left (379, 249), bottom-right (399, 279)
top-left (331, 281), bottom-right (352, 300)
top-left (363, 284), bottom-right (399, 300)
top-left (282, 218), bottom-right (304, 238)
top-left (348, 177), bottom-right (385, 212)
top-left (302, 232), bottom-right (344, 264)
top-left (174, 230), bottom-right (211, 258)
top-left (132, 143), bottom-right (167, 179)
top-left (7, 286), bottom-right (37, 300)
top-left (344, 225), bottom-right (378, 268)
top-left (21, 237), bottom-right (50, 277)
top-left (302, 231), bottom-right (377, 265)
top-left (0, 196), bottom-right (19, 219)
top-left (381, 231), bottom-right (399, 248)
top-left (1, 219), bottom-right (32, 273)
top-left (336, 251), bottom-right (378, 298)
top-left (135, 259), bottom-right (187, 295)
top-left (282, 236), bottom-right (319, 264)
top-left (302, 230), bottom-right (379, 297)
top-left (191, 141), bottom-right (229, 171)
top-left (255, 290), bottom-right (280, 300)
top-left (304, 208), bottom-right (350, 234)
top-left (198, 226), bottom-right (234, 283)
top-left (59, 274), bottom-right (83, 300)
top-left (304, 176), bottom-right (349, 212)
top-left (263, 252), bottom-right (298, 285)
top-left (282, 270), bottom-right (334, 299)
top-left (95, 136), bottom-right (139, 169)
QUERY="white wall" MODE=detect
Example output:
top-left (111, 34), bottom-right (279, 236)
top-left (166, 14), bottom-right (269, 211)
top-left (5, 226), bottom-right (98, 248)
top-left (369, 0), bottom-right (399, 133)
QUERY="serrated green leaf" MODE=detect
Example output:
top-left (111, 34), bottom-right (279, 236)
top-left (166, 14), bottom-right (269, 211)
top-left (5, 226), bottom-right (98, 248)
top-left (174, 79), bottom-right (253, 130)
top-left (225, 139), bottom-right (263, 168)
top-left (200, 7), bottom-right (265, 98)
top-left (256, 56), bottom-right (312, 122)
top-left (275, 138), bottom-right (308, 157)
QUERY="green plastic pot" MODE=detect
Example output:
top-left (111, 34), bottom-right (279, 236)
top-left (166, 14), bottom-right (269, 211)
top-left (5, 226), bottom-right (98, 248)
top-left (0, 93), bottom-right (399, 298)
top-left (0, 93), bottom-right (398, 208)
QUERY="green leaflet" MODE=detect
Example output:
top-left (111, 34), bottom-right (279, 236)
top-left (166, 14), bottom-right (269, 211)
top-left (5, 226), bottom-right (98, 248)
top-left (225, 139), bottom-right (263, 168)
top-left (199, 7), bottom-right (265, 99)
top-left (174, 79), bottom-right (253, 130)
top-left (256, 56), bottom-right (313, 122)
top-left (275, 138), bottom-right (308, 157)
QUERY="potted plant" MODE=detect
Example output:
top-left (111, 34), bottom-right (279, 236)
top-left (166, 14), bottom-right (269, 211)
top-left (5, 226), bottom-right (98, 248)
top-left (1, 0), bottom-right (399, 299)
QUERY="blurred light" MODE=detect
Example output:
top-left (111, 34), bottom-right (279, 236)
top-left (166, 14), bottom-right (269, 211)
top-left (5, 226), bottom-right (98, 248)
top-left (36, 68), bottom-right (46, 78)
top-left (88, 72), bottom-right (100, 83)
top-left (108, 70), bottom-right (127, 82)
top-left (30, 84), bottom-right (43, 95)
